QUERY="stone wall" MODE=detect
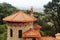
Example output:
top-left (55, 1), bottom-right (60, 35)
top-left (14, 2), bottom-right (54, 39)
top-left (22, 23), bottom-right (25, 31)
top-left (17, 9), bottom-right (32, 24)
top-left (7, 24), bottom-right (33, 40)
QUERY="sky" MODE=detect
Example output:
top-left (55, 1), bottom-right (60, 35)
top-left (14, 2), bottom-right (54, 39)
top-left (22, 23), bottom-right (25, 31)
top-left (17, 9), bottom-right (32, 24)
top-left (0, 0), bottom-right (52, 9)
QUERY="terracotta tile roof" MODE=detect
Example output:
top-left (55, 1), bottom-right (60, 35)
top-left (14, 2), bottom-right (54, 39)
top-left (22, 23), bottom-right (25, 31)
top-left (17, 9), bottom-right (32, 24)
top-left (34, 24), bottom-right (42, 30)
top-left (23, 28), bottom-right (41, 37)
top-left (3, 11), bottom-right (37, 22)
top-left (40, 36), bottom-right (57, 40)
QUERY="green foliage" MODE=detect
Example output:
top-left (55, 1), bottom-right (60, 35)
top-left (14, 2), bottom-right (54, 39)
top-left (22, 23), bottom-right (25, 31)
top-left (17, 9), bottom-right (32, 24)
top-left (0, 2), bottom-right (19, 16)
top-left (43, 0), bottom-right (60, 36)
top-left (22, 10), bottom-right (30, 14)
top-left (0, 2), bottom-right (20, 24)
top-left (0, 34), bottom-right (4, 40)
top-left (0, 32), bottom-right (7, 40)
top-left (0, 2), bottom-right (20, 40)
top-left (34, 12), bottom-right (41, 18)
top-left (0, 24), bottom-right (7, 34)
top-left (40, 30), bottom-right (46, 36)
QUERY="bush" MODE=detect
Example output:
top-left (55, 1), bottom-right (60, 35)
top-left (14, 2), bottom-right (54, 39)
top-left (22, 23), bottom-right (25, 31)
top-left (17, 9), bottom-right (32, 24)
top-left (0, 34), bottom-right (4, 40)
top-left (0, 24), bottom-right (7, 34)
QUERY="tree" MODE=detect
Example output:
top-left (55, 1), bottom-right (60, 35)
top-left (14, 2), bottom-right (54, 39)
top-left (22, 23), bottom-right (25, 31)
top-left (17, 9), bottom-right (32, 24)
top-left (44, 0), bottom-right (60, 33)
top-left (0, 3), bottom-right (21, 40)
top-left (0, 2), bottom-right (20, 24)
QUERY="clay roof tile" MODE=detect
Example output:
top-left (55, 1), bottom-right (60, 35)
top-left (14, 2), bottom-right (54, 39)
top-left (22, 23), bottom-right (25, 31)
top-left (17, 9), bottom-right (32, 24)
top-left (40, 36), bottom-right (57, 40)
top-left (3, 11), bottom-right (37, 22)
top-left (23, 28), bottom-right (41, 37)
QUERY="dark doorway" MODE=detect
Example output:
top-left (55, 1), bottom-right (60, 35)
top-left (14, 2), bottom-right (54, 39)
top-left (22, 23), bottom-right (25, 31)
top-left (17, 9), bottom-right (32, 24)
top-left (32, 38), bottom-right (36, 40)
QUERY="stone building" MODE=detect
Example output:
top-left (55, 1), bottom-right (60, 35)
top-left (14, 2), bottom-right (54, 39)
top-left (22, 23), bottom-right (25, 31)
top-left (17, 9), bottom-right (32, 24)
top-left (3, 7), bottom-right (42, 40)
top-left (3, 7), bottom-right (57, 40)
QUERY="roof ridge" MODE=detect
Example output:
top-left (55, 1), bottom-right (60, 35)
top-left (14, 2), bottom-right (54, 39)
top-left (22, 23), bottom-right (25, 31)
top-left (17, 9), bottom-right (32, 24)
top-left (11, 12), bottom-right (20, 21)
top-left (21, 12), bottom-right (27, 22)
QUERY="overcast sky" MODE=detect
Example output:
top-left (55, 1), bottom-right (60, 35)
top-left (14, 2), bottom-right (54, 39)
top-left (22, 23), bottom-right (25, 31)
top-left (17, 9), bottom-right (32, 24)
top-left (0, 0), bottom-right (52, 9)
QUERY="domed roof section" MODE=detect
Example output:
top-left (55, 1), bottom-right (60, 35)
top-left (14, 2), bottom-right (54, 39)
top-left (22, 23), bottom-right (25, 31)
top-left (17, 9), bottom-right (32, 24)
top-left (3, 11), bottom-right (37, 22)
top-left (23, 28), bottom-right (41, 37)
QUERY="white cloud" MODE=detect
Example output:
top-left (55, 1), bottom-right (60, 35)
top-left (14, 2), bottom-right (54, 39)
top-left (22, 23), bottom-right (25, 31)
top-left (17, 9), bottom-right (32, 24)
top-left (0, 0), bottom-right (52, 9)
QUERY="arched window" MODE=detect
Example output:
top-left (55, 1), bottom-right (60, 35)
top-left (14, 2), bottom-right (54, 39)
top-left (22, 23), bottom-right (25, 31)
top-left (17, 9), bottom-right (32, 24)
top-left (18, 30), bottom-right (22, 38)
top-left (10, 29), bottom-right (13, 37)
